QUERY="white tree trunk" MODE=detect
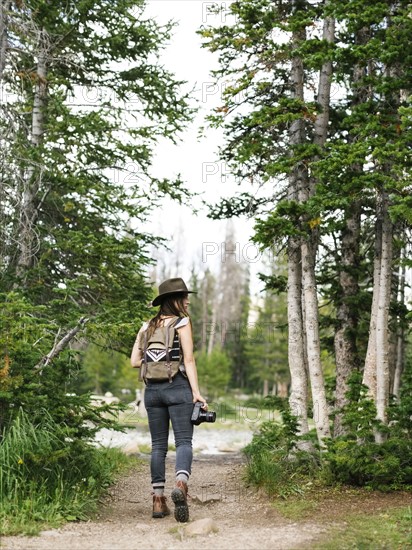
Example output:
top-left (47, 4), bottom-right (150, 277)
top-left (314, 15), bottom-right (334, 148)
top-left (287, 237), bottom-right (309, 437)
top-left (393, 256), bottom-right (406, 400)
top-left (375, 192), bottom-right (392, 442)
top-left (301, 241), bottom-right (331, 441)
top-left (363, 221), bottom-right (382, 398)
top-left (286, 20), bottom-right (310, 440)
top-left (15, 41), bottom-right (47, 277)
top-left (297, 10), bottom-right (334, 444)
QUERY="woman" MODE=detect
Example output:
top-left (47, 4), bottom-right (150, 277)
top-left (131, 277), bottom-right (208, 523)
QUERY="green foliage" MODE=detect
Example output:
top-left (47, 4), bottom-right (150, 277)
top-left (72, 343), bottom-right (139, 399)
top-left (0, 292), bottom-right (125, 438)
top-left (245, 256), bottom-right (289, 394)
top-left (0, 0), bottom-right (193, 436)
top-left (325, 372), bottom-right (412, 490)
top-left (244, 399), bottom-right (320, 497)
top-left (0, 409), bottom-right (132, 535)
top-left (195, 348), bottom-right (232, 399)
top-left (326, 437), bottom-right (412, 490)
top-left (245, 370), bottom-right (412, 495)
top-left (200, 0), bottom-right (412, 456)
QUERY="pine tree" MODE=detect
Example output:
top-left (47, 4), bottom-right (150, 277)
top-left (0, 0), bottom-right (193, 431)
top-left (199, 0), bottom-right (412, 443)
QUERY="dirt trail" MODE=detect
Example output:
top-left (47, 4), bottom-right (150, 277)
top-left (1, 453), bottom-right (332, 550)
top-left (3, 451), bottom-right (410, 550)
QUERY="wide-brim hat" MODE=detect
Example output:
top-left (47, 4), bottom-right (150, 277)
top-left (152, 277), bottom-right (196, 307)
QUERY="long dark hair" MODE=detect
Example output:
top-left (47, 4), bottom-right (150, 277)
top-left (147, 293), bottom-right (190, 337)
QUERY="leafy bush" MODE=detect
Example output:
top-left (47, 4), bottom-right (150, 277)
top-left (325, 438), bottom-right (412, 490)
top-left (325, 371), bottom-right (412, 491)
top-left (243, 373), bottom-right (412, 495)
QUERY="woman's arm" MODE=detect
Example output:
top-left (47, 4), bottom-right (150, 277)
top-left (178, 322), bottom-right (208, 408)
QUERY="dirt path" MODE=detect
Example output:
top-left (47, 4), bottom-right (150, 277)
top-left (1, 453), bottom-right (332, 550)
top-left (3, 451), bottom-right (411, 550)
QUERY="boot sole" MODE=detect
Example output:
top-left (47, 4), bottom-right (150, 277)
top-left (171, 488), bottom-right (189, 523)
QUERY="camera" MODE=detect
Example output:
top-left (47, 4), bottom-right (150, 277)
top-left (191, 401), bottom-right (216, 425)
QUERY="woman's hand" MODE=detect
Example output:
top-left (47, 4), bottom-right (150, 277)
top-left (192, 391), bottom-right (208, 409)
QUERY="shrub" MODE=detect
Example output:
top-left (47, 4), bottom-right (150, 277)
top-left (324, 371), bottom-right (412, 491)
top-left (244, 398), bottom-right (320, 496)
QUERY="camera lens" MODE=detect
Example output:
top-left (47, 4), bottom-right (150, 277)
top-left (191, 402), bottom-right (217, 425)
top-left (203, 410), bottom-right (216, 423)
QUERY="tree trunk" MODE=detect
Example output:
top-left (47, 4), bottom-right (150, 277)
top-left (393, 255), bottom-right (406, 400)
top-left (332, 33), bottom-right (366, 436)
top-left (286, 17), bottom-right (310, 440)
top-left (375, 190), bottom-right (392, 442)
top-left (301, 239), bottom-right (331, 441)
top-left (290, 8), bottom-right (334, 442)
top-left (277, 381), bottom-right (288, 398)
top-left (297, 10), bottom-right (334, 444)
top-left (207, 304), bottom-right (217, 355)
top-left (287, 237), bottom-right (309, 436)
top-left (333, 203), bottom-right (361, 436)
top-left (15, 40), bottom-right (48, 279)
top-left (201, 273), bottom-right (210, 353)
top-left (362, 222), bottom-right (382, 398)
top-left (0, 0), bottom-right (10, 80)
top-left (313, 14), bottom-right (334, 148)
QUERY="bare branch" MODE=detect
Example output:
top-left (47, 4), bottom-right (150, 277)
top-left (34, 316), bottom-right (90, 373)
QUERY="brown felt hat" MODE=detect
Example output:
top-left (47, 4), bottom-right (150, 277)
top-left (152, 277), bottom-right (196, 307)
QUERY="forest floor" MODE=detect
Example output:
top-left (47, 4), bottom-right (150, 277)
top-left (1, 452), bottom-right (411, 550)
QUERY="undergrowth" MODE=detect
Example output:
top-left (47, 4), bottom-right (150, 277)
top-left (0, 409), bottom-right (134, 536)
top-left (244, 369), bottom-right (412, 496)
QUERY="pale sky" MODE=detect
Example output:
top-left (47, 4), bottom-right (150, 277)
top-left (142, 0), bottom-right (266, 295)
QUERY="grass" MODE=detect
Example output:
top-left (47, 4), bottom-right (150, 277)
top-left (316, 506), bottom-right (412, 549)
top-left (269, 483), bottom-right (412, 549)
top-left (0, 410), bottom-right (139, 536)
top-left (273, 496), bottom-right (318, 519)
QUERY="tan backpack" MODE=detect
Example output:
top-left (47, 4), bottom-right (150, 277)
top-left (141, 316), bottom-right (183, 383)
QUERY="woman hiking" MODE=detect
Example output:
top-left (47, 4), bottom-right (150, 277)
top-left (131, 277), bottom-right (208, 522)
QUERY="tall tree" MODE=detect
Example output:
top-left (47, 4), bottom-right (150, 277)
top-left (0, 0), bottom-right (193, 431)
top-left (201, 0), bottom-right (334, 442)
top-left (246, 261), bottom-right (289, 395)
top-left (200, 0), bottom-right (412, 444)
top-left (208, 221), bottom-right (250, 386)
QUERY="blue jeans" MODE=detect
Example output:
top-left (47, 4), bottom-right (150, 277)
top-left (144, 373), bottom-right (194, 485)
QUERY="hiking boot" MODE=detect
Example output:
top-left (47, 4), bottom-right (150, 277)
top-left (171, 480), bottom-right (189, 523)
top-left (152, 495), bottom-right (171, 518)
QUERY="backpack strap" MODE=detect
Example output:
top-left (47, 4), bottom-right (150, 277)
top-left (141, 328), bottom-right (149, 384)
top-left (165, 322), bottom-right (172, 383)
top-left (166, 316), bottom-right (182, 383)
